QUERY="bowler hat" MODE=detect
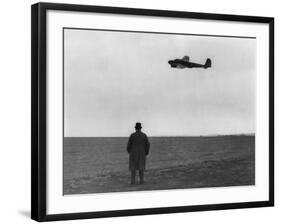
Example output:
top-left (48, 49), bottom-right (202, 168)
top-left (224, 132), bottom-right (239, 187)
top-left (135, 122), bottom-right (142, 129)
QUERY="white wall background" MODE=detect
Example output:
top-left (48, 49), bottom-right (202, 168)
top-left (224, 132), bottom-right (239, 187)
top-left (0, 0), bottom-right (279, 223)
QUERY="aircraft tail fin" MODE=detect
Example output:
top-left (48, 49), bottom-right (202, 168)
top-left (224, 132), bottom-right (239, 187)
top-left (204, 58), bottom-right (211, 68)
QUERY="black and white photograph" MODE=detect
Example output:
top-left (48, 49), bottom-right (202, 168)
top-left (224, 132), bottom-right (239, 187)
top-left (0, 0), bottom-right (278, 223)
top-left (30, 2), bottom-right (274, 222)
top-left (63, 28), bottom-right (256, 195)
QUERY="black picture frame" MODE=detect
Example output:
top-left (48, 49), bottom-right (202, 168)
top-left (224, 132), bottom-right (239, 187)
top-left (31, 2), bottom-right (274, 222)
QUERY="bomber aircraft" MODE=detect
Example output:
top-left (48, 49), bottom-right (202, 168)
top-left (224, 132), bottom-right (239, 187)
top-left (168, 56), bottom-right (211, 69)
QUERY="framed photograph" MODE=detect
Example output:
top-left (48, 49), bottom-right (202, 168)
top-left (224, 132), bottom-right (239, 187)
top-left (31, 2), bottom-right (274, 222)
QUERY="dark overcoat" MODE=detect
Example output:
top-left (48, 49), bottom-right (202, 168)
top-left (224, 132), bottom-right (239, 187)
top-left (127, 131), bottom-right (150, 171)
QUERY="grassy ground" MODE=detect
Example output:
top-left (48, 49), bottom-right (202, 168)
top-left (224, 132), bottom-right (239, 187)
top-left (64, 135), bottom-right (254, 195)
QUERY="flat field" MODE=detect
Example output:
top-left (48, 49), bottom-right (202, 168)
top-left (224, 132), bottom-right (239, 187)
top-left (63, 135), bottom-right (255, 194)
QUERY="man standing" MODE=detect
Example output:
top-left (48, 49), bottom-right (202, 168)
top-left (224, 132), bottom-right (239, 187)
top-left (127, 122), bottom-right (150, 184)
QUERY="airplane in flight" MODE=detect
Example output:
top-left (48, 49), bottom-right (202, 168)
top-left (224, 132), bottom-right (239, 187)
top-left (168, 56), bottom-right (211, 69)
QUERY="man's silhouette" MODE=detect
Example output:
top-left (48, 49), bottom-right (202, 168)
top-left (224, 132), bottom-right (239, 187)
top-left (127, 122), bottom-right (150, 184)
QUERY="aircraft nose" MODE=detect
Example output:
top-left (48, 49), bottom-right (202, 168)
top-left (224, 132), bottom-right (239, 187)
top-left (168, 60), bottom-right (176, 67)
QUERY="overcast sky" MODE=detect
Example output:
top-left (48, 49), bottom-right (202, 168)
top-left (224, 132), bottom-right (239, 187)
top-left (64, 29), bottom-right (256, 137)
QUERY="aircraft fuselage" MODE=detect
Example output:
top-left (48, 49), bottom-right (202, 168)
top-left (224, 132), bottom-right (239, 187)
top-left (168, 59), bottom-right (206, 68)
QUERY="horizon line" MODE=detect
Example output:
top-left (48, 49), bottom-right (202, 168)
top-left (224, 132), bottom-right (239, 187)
top-left (64, 133), bottom-right (255, 138)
